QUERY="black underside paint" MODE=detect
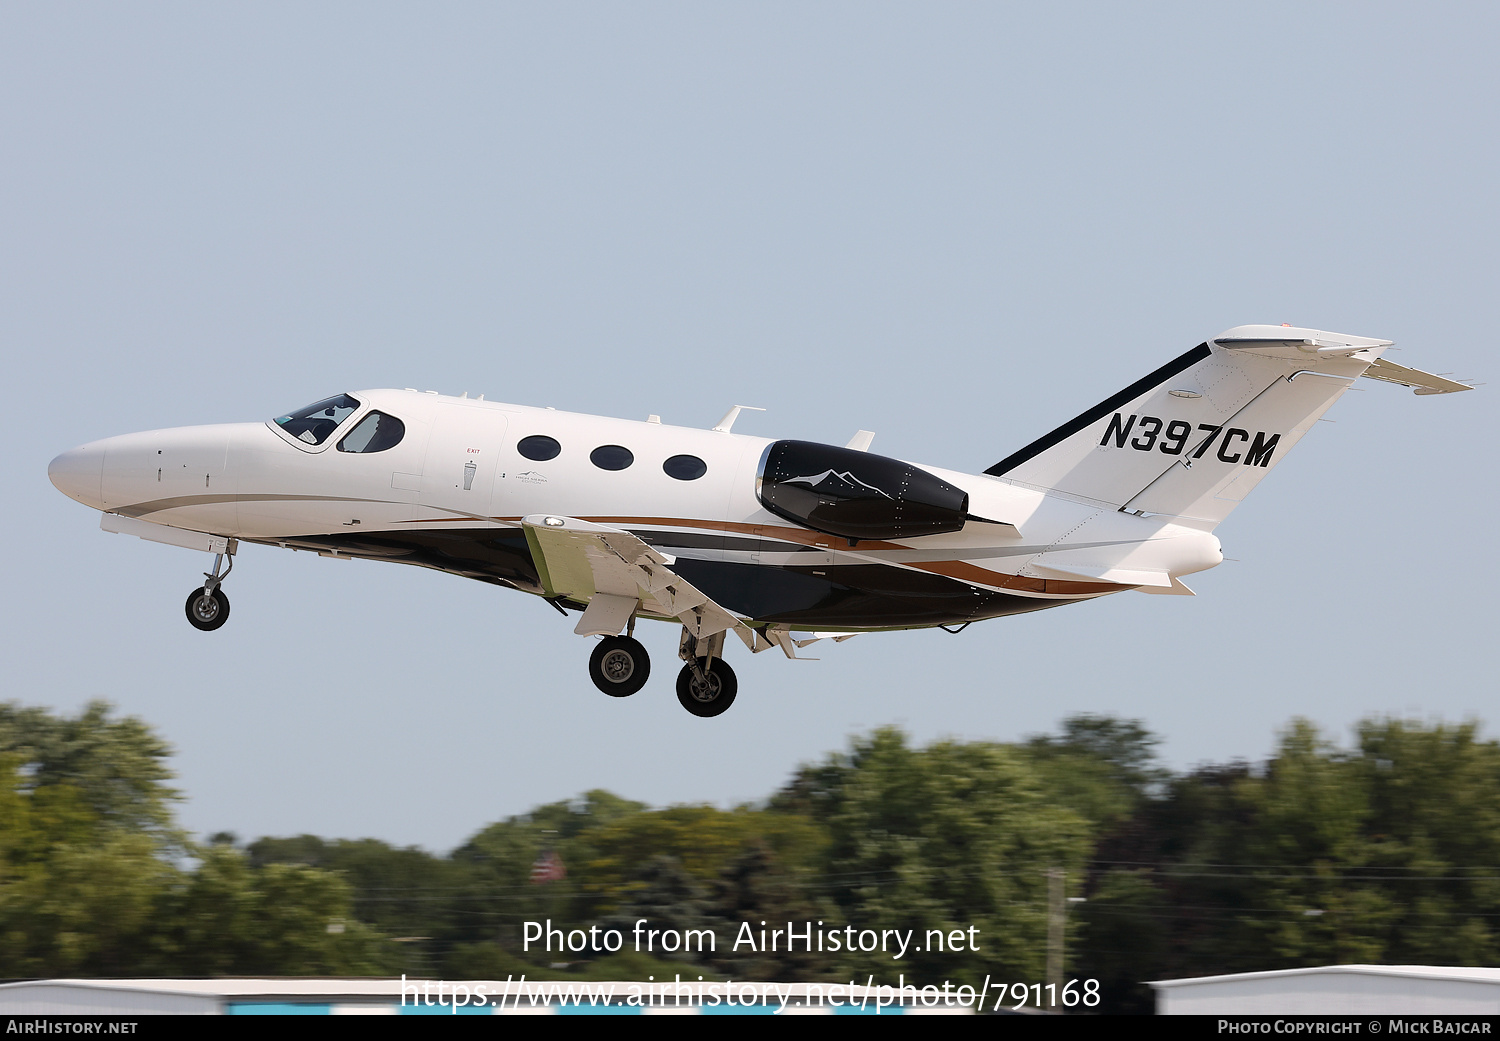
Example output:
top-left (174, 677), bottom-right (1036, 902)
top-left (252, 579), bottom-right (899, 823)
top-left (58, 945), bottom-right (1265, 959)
top-left (276, 527), bottom-right (1075, 629)
top-left (276, 529), bottom-right (542, 591)
top-left (984, 342), bottom-right (1212, 477)
top-left (667, 559), bottom-right (1064, 628)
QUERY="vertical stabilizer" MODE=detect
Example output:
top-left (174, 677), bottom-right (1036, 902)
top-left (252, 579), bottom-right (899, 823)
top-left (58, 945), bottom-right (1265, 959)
top-left (985, 326), bottom-right (1395, 528)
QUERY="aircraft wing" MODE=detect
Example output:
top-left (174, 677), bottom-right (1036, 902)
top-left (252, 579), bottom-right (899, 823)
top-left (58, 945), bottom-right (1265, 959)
top-left (520, 515), bottom-right (769, 652)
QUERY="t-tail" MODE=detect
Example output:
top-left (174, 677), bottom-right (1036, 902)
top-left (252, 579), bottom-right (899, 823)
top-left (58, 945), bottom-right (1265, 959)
top-left (985, 325), bottom-right (1470, 529)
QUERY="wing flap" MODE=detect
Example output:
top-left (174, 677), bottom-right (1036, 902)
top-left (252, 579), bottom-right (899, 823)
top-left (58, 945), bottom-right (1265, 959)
top-left (522, 515), bottom-right (759, 649)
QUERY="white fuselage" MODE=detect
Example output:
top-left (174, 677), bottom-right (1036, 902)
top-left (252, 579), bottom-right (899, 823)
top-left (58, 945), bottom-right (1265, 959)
top-left (49, 388), bottom-right (1222, 631)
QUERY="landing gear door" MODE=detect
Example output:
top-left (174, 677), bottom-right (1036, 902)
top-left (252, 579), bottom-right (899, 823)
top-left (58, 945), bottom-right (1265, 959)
top-left (420, 404), bottom-right (505, 520)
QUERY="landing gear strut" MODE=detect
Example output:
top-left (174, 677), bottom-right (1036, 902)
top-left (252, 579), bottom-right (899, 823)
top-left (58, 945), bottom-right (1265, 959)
top-left (588, 636), bottom-right (651, 697)
top-left (676, 629), bottom-right (737, 717)
top-left (185, 551), bottom-right (233, 632)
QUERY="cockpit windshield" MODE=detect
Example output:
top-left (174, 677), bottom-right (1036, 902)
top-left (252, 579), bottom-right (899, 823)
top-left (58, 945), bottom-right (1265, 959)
top-left (273, 394), bottom-right (361, 445)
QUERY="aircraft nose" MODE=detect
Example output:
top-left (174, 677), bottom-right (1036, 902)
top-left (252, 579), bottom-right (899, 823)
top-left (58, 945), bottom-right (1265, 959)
top-left (48, 444), bottom-right (105, 510)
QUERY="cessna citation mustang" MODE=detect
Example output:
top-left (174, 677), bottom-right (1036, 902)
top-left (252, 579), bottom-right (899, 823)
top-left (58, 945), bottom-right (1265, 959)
top-left (49, 326), bottom-right (1470, 717)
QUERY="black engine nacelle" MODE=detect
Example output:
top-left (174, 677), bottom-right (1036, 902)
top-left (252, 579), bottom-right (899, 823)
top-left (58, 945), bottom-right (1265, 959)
top-left (756, 440), bottom-right (969, 542)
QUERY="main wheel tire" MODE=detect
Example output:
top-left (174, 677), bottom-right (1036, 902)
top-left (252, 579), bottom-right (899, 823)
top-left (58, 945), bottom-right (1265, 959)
top-left (185, 587), bottom-right (230, 632)
top-left (589, 636), bottom-right (650, 697)
top-left (675, 658), bottom-right (738, 717)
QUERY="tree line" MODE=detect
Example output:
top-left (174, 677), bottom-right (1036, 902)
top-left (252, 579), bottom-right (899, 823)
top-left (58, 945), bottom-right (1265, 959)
top-left (3, 701), bottom-right (1497, 1012)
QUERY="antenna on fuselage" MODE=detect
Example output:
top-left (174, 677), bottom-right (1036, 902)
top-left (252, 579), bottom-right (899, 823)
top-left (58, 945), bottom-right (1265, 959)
top-left (713, 405), bottom-right (766, 433)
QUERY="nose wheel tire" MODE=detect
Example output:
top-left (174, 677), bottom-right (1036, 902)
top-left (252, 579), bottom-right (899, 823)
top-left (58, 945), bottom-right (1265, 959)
top-left (675, 658), bottom-right (737, 717)
top-left (185, 587), bottom-right (230, 632)
top-left (589, 636), bottom-right (650, 697)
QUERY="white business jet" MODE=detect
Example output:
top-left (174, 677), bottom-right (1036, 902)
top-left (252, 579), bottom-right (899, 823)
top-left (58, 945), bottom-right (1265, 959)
top-left (49, 326), bottom-right (1469, 717)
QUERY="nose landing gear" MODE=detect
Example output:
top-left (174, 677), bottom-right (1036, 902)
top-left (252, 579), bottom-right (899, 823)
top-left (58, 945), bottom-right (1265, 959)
top-left (185, 551), bottom-right (233, 632)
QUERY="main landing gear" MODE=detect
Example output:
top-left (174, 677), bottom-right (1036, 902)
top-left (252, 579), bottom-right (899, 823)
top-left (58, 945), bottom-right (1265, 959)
top-left (185, 551), bottom-right (233, 632)
top-left (675, 630), bottom-right (737, 718)
top-left (588, 635), bottom-right (651, 697)
top-left (582, 623), bottom-right (739, 716)
top-left (676, 658), bottom-right (737, 717)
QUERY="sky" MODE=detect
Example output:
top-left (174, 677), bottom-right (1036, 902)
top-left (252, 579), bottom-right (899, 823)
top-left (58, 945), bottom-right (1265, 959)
top-left (2, 2), bottom-right (1495, 852)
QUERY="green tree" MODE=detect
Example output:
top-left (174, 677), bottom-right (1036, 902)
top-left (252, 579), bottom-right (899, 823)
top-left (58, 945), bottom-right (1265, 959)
top-left (446, 790), bottom-right (651, 960)
top-left (1082, 716), bottom-right (1500, 1011)
top-left (707, 842), bottom-right (837, 979)
top-left (0, 762), bottom-right (175, 978)
top-left (247, 835), bottom-right (460, 974)
top-left (0, 702), bottom-right (394, 978)
top-left (1024, 714), bottom-right (1168, 828)
top-left (153, 846), bottom-right (394, 975)
top-left (0, 700), bottom-right (178, 840)
top-left (0, 741), bottom-right (176, 977)
top-left (1356, 718), bottom-right (1500, 964)
top-left (807, 727), bottom-right (1093, 985)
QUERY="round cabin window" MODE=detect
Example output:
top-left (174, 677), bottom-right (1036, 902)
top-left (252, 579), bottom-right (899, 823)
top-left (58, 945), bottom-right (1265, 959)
top-left (590, 445), bottom-right (634, 471)
top-left (517, 435), bottom-right (562, 461)
top-left (662, 454), bottom-right (707, 481)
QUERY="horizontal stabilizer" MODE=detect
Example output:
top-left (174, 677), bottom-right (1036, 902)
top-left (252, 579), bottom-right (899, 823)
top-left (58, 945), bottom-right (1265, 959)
top-left (1134, 576), bottom-right (1196, 596)
top-left (1026, 560), bottom-right (1174, 588)
top-left (1360, 357), bottom-right (1473, 395)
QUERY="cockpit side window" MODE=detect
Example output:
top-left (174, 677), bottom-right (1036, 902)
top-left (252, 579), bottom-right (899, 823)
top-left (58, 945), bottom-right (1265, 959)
top-left (338, 411), bottom-right (406, 454)
top-left (274, 395), bottom-right (361, 445)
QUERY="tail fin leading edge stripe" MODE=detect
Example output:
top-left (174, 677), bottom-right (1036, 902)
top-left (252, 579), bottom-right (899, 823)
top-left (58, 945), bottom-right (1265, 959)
top-left (983, 343), bottom-right (1212, 477)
